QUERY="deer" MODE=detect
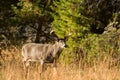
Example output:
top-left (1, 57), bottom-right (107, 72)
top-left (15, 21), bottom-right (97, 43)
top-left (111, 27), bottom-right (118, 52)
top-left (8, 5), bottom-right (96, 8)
top-left (21, 40), bottom-right (66, 79)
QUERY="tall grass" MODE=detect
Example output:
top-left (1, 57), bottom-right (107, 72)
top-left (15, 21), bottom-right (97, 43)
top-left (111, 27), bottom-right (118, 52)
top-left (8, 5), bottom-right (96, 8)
top-left (0, 47), bottom-right (120, 80)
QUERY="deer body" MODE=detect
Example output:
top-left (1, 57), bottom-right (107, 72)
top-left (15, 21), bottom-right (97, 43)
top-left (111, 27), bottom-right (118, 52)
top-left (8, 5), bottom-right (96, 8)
top-left (22, 42), bottom-right (64, 63)
top-left (22, 41), bottom-right (65, 79)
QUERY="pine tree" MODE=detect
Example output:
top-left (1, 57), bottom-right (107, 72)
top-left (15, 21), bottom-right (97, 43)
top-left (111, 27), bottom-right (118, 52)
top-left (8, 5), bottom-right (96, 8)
top-left (51, 0), bottom-right (90, 63)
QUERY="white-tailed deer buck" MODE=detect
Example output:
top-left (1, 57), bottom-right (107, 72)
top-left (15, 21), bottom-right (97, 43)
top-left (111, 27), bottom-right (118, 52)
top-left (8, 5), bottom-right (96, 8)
top-left (22, 40), bottom-right (65, 79)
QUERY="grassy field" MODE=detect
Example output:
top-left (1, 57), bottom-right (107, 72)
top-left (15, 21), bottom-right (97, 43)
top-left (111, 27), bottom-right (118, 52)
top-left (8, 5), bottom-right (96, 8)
top-left (0, 48), bottom-right (120, 80)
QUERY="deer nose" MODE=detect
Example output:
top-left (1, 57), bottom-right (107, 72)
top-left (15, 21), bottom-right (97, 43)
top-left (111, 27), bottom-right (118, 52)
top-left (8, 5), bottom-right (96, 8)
top-left (65, 44), bottom-right (68, 48)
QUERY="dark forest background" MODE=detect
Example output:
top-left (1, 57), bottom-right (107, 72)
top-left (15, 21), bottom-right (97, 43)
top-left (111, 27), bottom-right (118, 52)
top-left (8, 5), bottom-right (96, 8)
top-left (0, 0), bottom-right (120, 64)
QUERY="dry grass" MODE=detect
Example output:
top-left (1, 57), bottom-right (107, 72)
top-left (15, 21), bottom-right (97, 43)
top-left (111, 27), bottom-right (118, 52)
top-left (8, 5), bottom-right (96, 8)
top-left (0, 48), bottom-right (120, 80)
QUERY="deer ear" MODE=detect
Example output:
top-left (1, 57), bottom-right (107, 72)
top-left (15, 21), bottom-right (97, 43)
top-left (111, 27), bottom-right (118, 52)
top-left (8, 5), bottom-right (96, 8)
top-left (55, 41), bottom-right (58, 44)
top-left (50, 30), bottom-right (54, 34)
top-left (58, 40), bottom-right (62, 43)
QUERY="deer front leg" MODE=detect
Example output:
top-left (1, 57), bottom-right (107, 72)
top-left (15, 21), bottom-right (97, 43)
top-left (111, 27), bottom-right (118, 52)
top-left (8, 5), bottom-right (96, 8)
top-left (52, 59), bottom-right (58, 80)
top-left (53, 58), bottom-right (57, 74)
top-left (53, 58), bottom-right (57, 68)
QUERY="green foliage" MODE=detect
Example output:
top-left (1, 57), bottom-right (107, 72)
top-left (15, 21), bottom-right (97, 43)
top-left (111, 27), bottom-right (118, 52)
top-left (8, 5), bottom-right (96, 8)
top-left (51, 0), bottom-right (120, 64)
top-left (11, 0), bottom-right (41, 25)
top-left (51, 0), bottom-right (92, 63)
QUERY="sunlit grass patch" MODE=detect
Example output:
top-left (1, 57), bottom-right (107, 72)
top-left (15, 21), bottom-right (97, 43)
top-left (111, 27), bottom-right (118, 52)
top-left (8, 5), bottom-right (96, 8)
top-left (0, 48), bottom-right (120, 80)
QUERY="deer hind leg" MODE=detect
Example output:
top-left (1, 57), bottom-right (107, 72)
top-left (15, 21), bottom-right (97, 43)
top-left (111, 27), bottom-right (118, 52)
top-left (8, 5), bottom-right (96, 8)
top-left (40, 60), bottom-right (44, 74)
top-left (22, 61), bottom-right (29, 80)
top-left (23, 59), bottom-right (30, 80)
top-left (39, 60), bottom-right (44, 80)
